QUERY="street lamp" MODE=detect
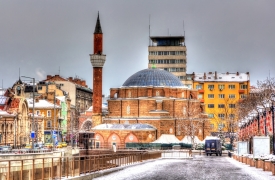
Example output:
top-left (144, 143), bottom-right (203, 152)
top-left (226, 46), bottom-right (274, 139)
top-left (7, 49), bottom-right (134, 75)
top-left (21, 76), bottom-right (35, 149)
top-left (270, 93), bottom-right (275, 155)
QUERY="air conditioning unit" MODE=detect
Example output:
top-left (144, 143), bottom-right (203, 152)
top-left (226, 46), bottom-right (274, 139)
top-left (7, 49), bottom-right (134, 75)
top-left (219, 88), bottom-right (223, 91)
top-left (209, 88), bottom-right (213, 91)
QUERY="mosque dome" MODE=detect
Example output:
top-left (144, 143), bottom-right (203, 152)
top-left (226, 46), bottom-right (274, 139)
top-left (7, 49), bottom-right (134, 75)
top-left (122, 69), bottom-right (183, 87)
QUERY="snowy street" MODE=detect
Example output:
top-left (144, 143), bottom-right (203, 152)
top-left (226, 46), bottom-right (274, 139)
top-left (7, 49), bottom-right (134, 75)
top-left (93, 155), bottom-right (275, 180)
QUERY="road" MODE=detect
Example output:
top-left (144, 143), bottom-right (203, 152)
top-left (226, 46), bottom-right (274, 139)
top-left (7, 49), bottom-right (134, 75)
top-left (93, 155), bottom-right (275, 180)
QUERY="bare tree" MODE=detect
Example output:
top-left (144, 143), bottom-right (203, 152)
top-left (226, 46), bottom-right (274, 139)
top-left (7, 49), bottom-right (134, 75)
top-left (177, 100), bottom-right (208, 146)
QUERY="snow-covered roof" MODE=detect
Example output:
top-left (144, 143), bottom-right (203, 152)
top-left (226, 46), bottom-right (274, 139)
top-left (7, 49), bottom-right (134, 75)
top-left (181, 136), bottom-right (202, 144)
top-left (87, 103), bottom-right (108, 112)
top-left (0, 110), bottom-right (16, 117)
top-left (93, 123), bottom-right (156, 130)
top-left (151, 134), bottom-right (180, 144)
top-left (194, 72), bottom-right (249, 82)
top-left (27, 99), bottom-right (60, 109)
top-left (56, 96), bottom-right (65, 102)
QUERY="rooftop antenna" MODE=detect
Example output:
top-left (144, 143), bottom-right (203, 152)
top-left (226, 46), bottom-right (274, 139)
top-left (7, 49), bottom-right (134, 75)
top-left (149, 14), bottom-right (151, 46)
top-left (59, 66), bottom-right (60, 75)
top-left (2, 79), bottom-right (3, 89)
top-left (183, 20), bottom-right (186, 46)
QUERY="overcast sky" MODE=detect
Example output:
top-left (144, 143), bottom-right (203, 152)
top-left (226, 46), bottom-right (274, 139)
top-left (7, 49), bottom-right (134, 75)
top-left (1, 1), bottom-right (275, 95)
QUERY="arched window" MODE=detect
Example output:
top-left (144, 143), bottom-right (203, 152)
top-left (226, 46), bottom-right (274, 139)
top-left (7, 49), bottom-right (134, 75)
top-left (156, 91), bottom-right (159, 96)
top-left (128, 91), bottom-right (131, 98)
top-left (126, 105), bottom-right (130, 115)
top-left (183, 107), bottom-right (186, 115)
top-left (47, 120), bottom-right (52, 128)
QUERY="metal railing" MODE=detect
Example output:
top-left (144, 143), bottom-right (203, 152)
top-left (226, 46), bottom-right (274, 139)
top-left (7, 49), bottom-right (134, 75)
top-left (0, 151), bottom-right (161, 180)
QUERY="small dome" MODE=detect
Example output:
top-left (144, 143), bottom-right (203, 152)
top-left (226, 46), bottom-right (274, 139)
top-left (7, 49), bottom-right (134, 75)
top-left (122, 69), bottom-right (183, 87)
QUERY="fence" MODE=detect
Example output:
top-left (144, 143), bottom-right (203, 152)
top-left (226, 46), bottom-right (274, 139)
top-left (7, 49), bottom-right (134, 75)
top-left (0, 151), bottom-right (161, 180)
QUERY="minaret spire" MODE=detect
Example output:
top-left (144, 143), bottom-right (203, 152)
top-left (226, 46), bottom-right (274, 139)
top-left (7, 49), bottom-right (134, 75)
top-left (94, 12), bottom-right (102, 34)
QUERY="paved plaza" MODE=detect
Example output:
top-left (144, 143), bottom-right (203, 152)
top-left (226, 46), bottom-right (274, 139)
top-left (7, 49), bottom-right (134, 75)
top-left (93, 155), bottom-right (275, 180)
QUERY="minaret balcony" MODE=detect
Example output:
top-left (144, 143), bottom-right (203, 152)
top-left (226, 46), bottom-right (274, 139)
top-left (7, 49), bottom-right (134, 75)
top-left (90, 54), bottom-right (106, 67)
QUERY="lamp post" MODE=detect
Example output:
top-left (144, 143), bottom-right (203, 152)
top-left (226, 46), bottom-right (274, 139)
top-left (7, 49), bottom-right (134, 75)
top-left (271, 93), bottom-right (275, 155)
top-left (21, 76), bottom-right (35, 149)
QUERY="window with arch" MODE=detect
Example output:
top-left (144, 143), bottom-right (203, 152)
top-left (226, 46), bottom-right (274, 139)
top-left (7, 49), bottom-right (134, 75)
top-left (47, 120), bottom-right (52, 128)
top-left (183, 107), bottom-right (186, 115)
top-left (128, 91), bottom-right (131, 98)
top-left (47, 110), bottom-right (51, 117)
top-left (156, 91), bottom-right (159, 96)
top-left (126, 105), bottom-right (130, 115)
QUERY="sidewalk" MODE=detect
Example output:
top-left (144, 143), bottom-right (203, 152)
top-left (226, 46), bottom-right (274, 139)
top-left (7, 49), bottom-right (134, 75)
top-left (227, 157), bottom-right (275, 180)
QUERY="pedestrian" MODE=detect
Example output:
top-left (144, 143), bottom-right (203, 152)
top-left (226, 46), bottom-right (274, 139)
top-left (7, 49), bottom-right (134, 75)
top-left (189, 149), bottom-right (192, 157)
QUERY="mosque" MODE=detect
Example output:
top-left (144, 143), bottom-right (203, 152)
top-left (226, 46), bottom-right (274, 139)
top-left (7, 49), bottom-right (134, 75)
top-left (79, 13), bottom-right (209, 149)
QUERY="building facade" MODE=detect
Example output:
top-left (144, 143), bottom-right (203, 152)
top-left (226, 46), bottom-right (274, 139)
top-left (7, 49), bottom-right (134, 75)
top-left (192, 71), bottom-right (250, 133)
top-left (148, 36), bottom-right (192, 87)
top-left (43, 75), bottom-right (92, 113)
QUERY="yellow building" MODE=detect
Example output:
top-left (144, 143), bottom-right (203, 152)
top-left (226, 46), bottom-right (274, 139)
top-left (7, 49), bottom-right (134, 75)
top-left (27, 99), bottom-right (61, 143)
top-left (192, 71), bottom-right (250, 133)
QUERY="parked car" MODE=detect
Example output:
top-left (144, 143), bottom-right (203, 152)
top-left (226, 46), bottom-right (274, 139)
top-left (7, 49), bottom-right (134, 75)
top-left (0, 146), bottom-right (12, 151)
top-left (61, 142), bottom-right (67, 147)
top-left (25, 144), bottom-right (32, 149)
top-left (44, 143), bottom-right (53, 149)
top-left (56, 142), bottom-right (63, 148)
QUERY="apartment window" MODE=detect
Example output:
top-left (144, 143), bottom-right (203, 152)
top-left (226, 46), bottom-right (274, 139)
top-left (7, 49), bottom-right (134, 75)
top-left (229, 104), bottom-right (235, 108)
top-left (208, 94), bottom-right (214, 98)
top-left (36, 110), bottom-right (40, 115)
top-left (218, 94), bottom-right (225, 98)
top-left (196, 84), bottom-right (203, 90)
top-left (218, 104), bottom-right (225, 108)
top-left (229, 114), bottom-right (235, 119)
top-left (198, 94), bottom-right (203, 99)
top-left (218, 84), bottom-right (225, 90)
top-left (228, 85), bottom-right (235, 89)
top-left (218, 114), bottom-right (225, 119)
top-left (210, 124), bottom-right (214, 129)
top-left (47, 120), bottom-right (51, 128)
top-left (208, 104), bottom-right (214, 108)
top-left (38, 86), bottom-right (42, 90)
top-left (208, 113), bottom-right (214, 118)
top-left (229, 94), bottom-right (236, 99)
top-left (240, 94), bottom-right (247, 99)
top-left (240, 84), bottom-right (248, 89)
top-left (208, 85), bottom-right (214, 90)
top-left (47, 110), bottom-right (51, 117)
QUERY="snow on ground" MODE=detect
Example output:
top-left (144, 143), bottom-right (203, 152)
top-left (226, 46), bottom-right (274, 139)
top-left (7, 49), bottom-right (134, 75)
top-left (226, 157), bottom-right (275, 180)
top-left (92, 156), bottom-right (275, 180)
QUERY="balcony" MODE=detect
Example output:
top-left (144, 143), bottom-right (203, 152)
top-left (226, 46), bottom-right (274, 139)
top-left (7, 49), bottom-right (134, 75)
top-left (239, 89), bottom-right (245, 93)
top-left (198, 89), bottom-right (204, 93)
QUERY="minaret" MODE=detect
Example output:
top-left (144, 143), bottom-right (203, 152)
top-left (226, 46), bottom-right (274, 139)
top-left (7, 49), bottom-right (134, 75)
top-left (90, 12), bottom-right (106, 126)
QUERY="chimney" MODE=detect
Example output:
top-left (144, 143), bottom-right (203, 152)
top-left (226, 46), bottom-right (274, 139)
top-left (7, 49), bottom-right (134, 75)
top-left (226, 72), bottom-right (229, 75)
top-left (236, 72), bottom-right (239, 76)
top-left (215, 71), bottom-right (217, 79)
top-left (203, 72), bottom-right (206, 79)
top-left (47, 75), bottom-right (52, 79)
top-left (68, 77), bottom-right (73, 82)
